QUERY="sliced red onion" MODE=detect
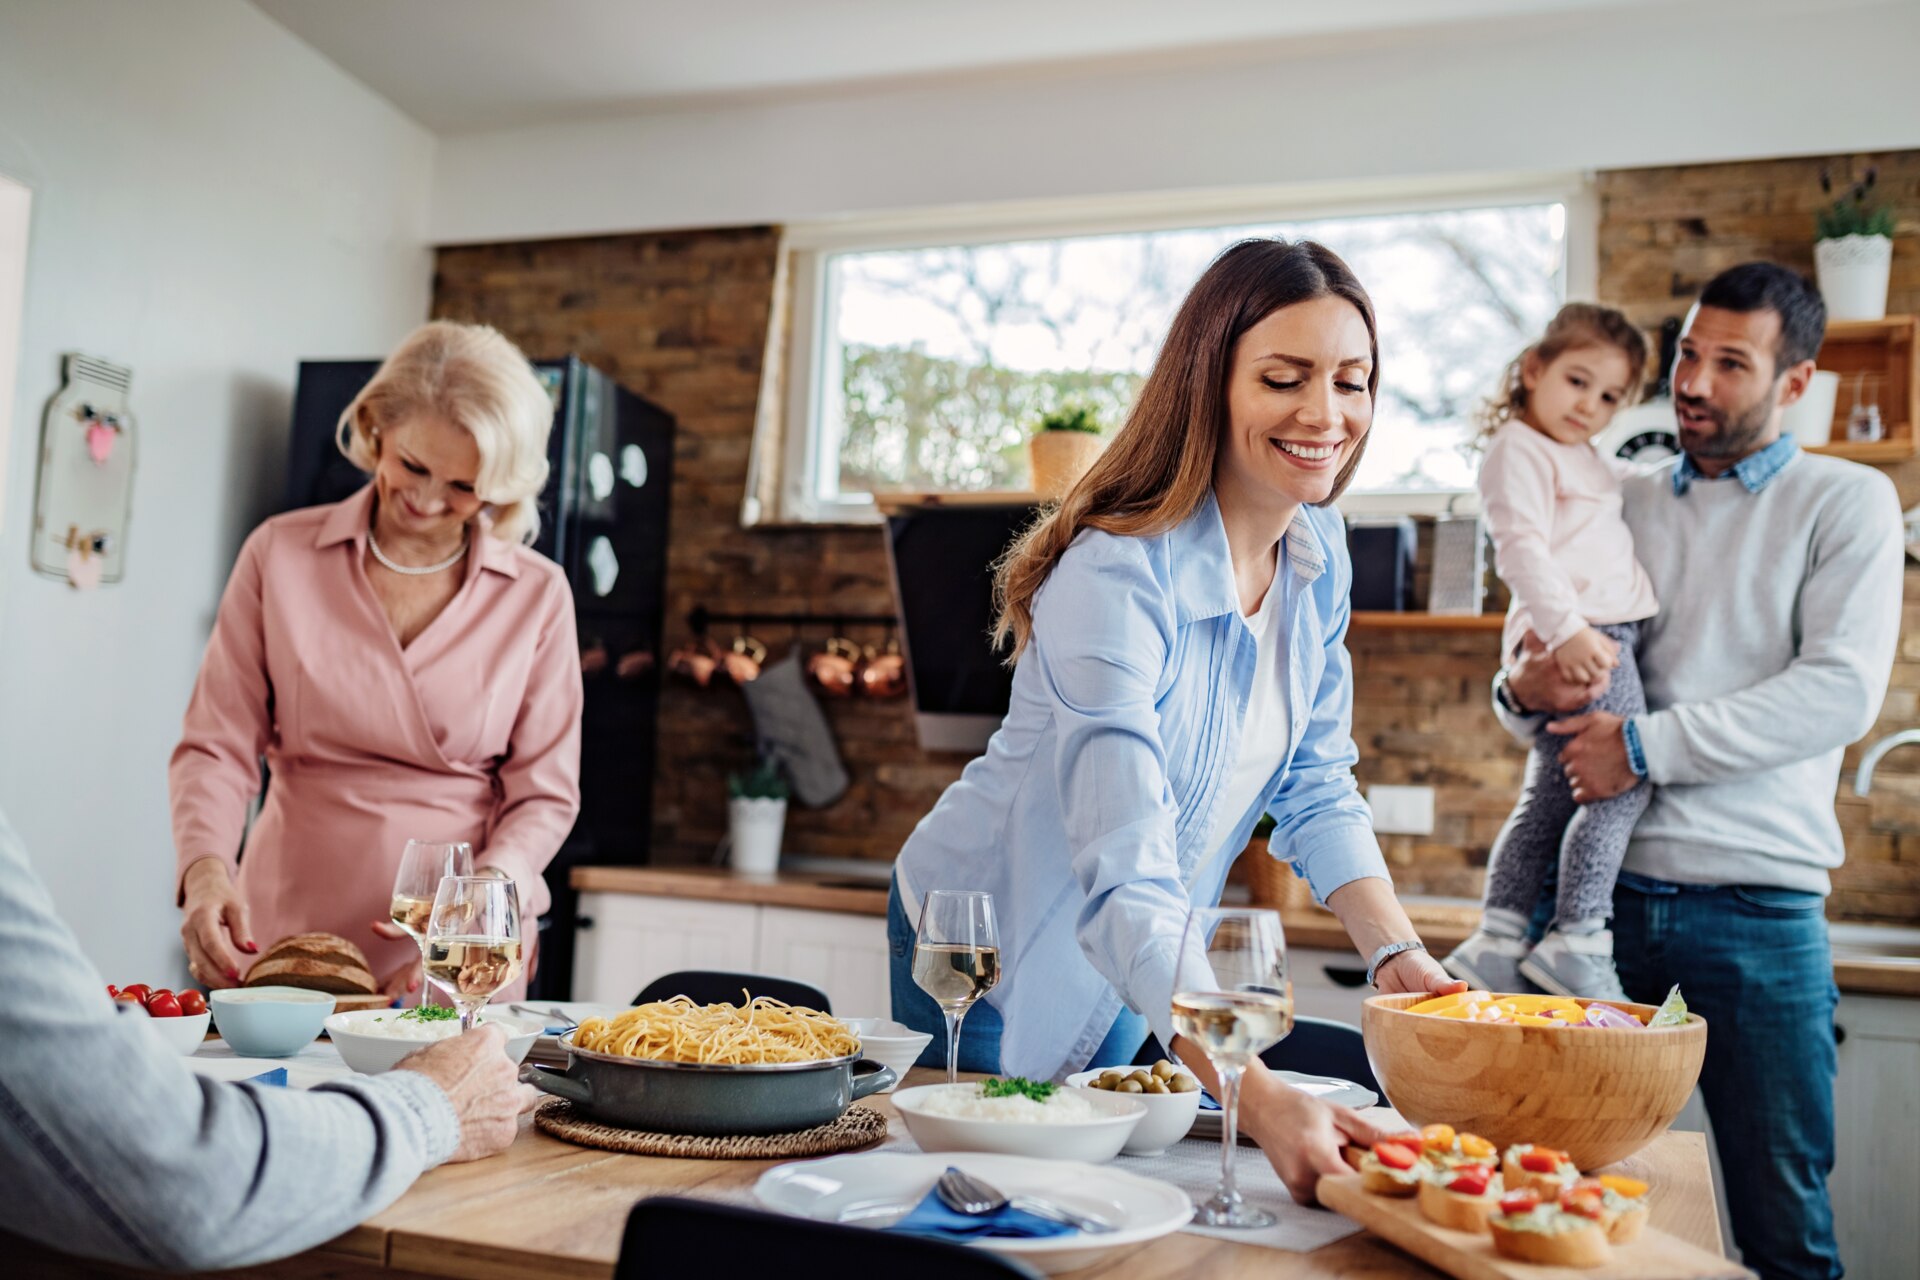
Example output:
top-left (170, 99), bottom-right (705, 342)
top-left (1584, 1003), bottom-right (1643, 1030)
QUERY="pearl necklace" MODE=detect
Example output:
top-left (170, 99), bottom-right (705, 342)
top-left (368, 528), bottom-right (469, 576)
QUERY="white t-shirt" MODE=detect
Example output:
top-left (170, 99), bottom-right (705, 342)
top-left (1211, 559), bottom-right (1293, 845)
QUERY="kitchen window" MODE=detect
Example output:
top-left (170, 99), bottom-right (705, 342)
top-left (748, 179), bottom-right (1588, 525)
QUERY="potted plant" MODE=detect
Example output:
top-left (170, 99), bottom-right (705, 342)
top-left (1814, 166), bottom-right (1897, 321)
top-left (1029, 403), bottom-right (1106, 499)
top-left (725, 758), bottom-right (789, 875)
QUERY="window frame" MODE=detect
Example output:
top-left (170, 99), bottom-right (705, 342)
top-left (768, 172), bottom-right (1596, 526)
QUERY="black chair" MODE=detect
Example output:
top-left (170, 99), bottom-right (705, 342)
top-left (1134, 1015), bottom-right (1380, 1095)
top-left (617, 1195), bottom-right (1043, 1279)
top-left (630, 969), bottom-right (832, 1013)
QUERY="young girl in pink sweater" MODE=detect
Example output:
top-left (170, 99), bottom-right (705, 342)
top-left (1444, 304), bottom-right (1657, 1000)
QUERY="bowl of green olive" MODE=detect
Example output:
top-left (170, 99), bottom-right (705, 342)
top-left (1066, 1060), bottom-right (1203, 1155)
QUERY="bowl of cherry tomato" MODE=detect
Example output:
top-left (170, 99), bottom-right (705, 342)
top-left (110, 983), bottom-right (211, 1055)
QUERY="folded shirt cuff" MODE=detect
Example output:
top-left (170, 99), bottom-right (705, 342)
top-left (1127, 939), bottom-right (1182, 1059)
top-left (1623, 717), bottom-right (1649, 778)
top-left (358, 1069), bottom-right (463, 1167)
top-left (1289, 821), bottom-right (1391, 906)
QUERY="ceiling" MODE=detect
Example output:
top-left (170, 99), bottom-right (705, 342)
top-left (251, 0), bottom-right (1673, 134)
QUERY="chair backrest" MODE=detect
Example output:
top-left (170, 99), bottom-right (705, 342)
top-left (617, 1196), bottom-right (1042, 1278)
top-left (1259, 1015), bottom-right (1379, 1094)
top-left (630, 970), bottom-right (832, 1014)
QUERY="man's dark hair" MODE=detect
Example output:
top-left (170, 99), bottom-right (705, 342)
top-left (1697, 262), bottom-right (1827, 373)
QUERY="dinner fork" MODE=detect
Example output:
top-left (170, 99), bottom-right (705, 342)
top-left (934, 1167), bottom-right (1117, 1234)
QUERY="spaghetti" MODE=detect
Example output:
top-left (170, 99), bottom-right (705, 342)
top-left (573, 994), bottom-right (860, 1065)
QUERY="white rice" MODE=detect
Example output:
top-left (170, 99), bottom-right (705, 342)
top-left (346, 1012), bottom-right (510, 1042)
top-left (914, 1084), bottom-right (1103, 1124)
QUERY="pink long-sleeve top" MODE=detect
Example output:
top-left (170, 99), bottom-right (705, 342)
top-left (1478, 421), bottom-right (1659, 660)
top-left (170, 485), bottom-right (582, 993)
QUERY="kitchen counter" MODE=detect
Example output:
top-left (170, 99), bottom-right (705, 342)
top-left (571, 864), bottom-right (889, 917)
top-left (5, 1068), bottom-right (1735, 1279)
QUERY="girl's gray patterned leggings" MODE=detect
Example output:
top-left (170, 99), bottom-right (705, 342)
top-left (1484, 620), bottom-right (1651, 928)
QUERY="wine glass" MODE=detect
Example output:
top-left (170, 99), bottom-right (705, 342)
top-left (1172, 906), bottom-right (1292, 1229)
top-left (423, 876), bottom-right (523, 1032)
top-left (390, 841), bottom-right (472, 1006)
top-left (912, 890), bottom-right (999, 1085)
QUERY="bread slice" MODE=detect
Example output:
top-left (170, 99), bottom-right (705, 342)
top-left (1489, 1213), bottom-right (1611, 1267)
top-left (245, 932), bottom-right (376, 994)
top-left (1607, 1201), bottom-right (1649, 1243)
top-left (1359, 1155), bottom-right (1422, 1197)
top-left (1418, 1176), bottom-right (1501, 1233)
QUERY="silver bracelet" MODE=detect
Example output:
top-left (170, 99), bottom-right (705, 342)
top-left (1366, 939), bottom-right (1428, 988)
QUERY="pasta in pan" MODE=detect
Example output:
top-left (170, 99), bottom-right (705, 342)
top-left (573, 994), bottom-right (860, 1065)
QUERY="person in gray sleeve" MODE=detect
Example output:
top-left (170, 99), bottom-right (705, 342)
top-left (1491, 262), bottom-right (1903, 1280)
top-left (0, 806), bottom-right (539, 1271)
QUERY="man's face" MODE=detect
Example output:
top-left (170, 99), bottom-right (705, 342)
top-left (1671, 305), bottom-right (1805, 461)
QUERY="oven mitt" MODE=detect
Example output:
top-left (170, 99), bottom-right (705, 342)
top-left (738, 652), bottom-right (849, 808)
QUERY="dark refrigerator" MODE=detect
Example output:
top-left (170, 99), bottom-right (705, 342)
top-left (286, 355), bottom-right (674, 998)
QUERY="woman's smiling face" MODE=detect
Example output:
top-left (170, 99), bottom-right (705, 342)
top-left (1218, 294), bottom-right (1375, 513)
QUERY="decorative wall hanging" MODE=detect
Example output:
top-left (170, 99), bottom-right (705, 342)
top-left (32, 354), bottom-right (137, 589)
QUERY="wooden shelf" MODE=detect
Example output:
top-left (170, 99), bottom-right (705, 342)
top-left (1350, 611), bottom-right (1503, 631)
top-left (1807, 436), bottom-right (1917, 464)
top-left (1807, 315), bottom-right (1916, 463)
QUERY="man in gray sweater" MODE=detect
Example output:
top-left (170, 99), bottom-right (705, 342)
top-left (1492, 262), bottom-right (1903, 1280)
top-left (0, 806), bottom-right (539, 1269)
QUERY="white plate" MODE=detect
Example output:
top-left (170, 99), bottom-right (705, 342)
top-left (754, 1150), bottom-right (1193, 1275)
top-left (1189, 1071), bottom-right (1378, 1140)
top-left (508, 1001), bottom-right (625, 1035)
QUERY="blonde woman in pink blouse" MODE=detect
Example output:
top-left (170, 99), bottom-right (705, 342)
top-left (170, 321), bottom-right (583, 1002)
top-left (1443, 304), bottom-right (1657, 1003)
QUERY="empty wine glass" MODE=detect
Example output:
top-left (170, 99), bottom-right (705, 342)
top-left (423, 876), bottom-right (522, 1032)
top-left (1172, 906), bottom-right (1292, 1229)
top-left (912, 890), bottom-right (999, 1085)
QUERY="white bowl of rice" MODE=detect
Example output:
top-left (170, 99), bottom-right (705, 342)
top-left (325, 1007), bottom-right (546, 1075)
top-left (891, 1081), bottom-right (1147, 1163)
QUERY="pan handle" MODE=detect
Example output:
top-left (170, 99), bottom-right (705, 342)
top-left (520, 1063), bottom-right (592, 1107)
top-left (849, 1059), bottom-right (897, 1101)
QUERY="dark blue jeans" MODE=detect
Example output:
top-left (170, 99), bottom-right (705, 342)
top-left (1533, 871), bottom-right (1840, 1280)
top-left (886, 878), bottom-right (1146, 1074)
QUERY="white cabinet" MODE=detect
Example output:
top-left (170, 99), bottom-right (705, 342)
top-left (572, 893), bottom-right (758, 1004)
top-left (1289, 945), bottom-right (1372, 1026)
top-left (756, 906), bottom-right (892, 1017)
top-left (1832, 992), bottom-right (1920, 1280)
top-left (572, 892), bottom-right (891, 1017)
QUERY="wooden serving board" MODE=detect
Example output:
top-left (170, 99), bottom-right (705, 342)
top-left (326, 992), bottom-right (398, 1012)
top-left (1317, 1174), bottom-right (1753, 1280)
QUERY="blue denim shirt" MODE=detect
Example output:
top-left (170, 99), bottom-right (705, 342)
top-left (894, 491), bottom-right (1388, 1079)
top-left (1623, 436), bottom-right (1800, 774)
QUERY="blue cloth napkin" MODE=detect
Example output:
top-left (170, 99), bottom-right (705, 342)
top-left (245, 1068), bottom-right (288, 1088)
top-left (885, 1173), bottom-right (1077, 1241)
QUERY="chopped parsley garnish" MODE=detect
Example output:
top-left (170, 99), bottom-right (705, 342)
top-left (397, 1005), bottom-right (459, 1022)
top-left (981, 1076), bottom-right (1057, 1103)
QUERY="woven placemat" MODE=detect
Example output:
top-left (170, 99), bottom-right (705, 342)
top-left (534, 1097), bottom-right (889, 1159)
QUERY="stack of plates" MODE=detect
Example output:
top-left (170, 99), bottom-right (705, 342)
top-left (508, 1001), bottom-right (621, 1069)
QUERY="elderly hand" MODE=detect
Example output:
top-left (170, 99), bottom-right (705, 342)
top-left (1507, 632), bottom-right (1609, 716)
top-left (180, 858), bottom-right (256, 988)
top-left (1550, 711), bottom-right (1637, 803)
top-left (393, 1024), bottom-right (541, 1163)
top-left (1240, 1067), bottom-right (1402, 1204)
top-left (1374, 949), bottom-right (1465, 997)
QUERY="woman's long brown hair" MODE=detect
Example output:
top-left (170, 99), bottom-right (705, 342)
top-left (992, 238), bottom-right (1379, 662)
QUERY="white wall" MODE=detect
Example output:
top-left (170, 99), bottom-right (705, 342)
top-left (432, 0), bottom-right (1920, 243)
top-left (0, 0), bottom-right (434, 982)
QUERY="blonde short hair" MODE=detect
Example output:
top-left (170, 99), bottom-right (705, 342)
top-left (337, 320), bottom-right (554, 545)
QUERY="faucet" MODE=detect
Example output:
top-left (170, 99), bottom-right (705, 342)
top-left (1855, 729), bottom-right (1920, 795)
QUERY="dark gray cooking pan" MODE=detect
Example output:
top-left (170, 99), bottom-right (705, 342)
top-left (522, 1028), bottom-right (896, 1135)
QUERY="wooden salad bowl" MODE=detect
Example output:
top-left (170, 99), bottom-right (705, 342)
top-left (1360, 991), bottom-right (1707, 1170)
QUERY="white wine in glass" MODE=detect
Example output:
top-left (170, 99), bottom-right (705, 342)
top-left (423, 876), bottom-right (522, 1032)
top-left (390, 841), bottom-right (473, 942)
top-left (1173, 906), bottom-right (1290, 1229)
top-left (912, 890), bottom-right (999, 1085)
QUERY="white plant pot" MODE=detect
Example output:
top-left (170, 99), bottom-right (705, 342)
top-left (1814, 234), bottom-right (1892, 321)
top-left (727, 796), bottom-right (787, 875)
top-left (1780, 370), bottom-right (1841, 448)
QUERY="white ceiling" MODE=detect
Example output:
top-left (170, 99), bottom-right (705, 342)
top-left (252, 0), bottom-right (1672, 134)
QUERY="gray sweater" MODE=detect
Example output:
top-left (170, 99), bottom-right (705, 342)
top-left (1497, 445), bottom-right (1904, 895)
top-left (0, 807), bottom-right (461, 1270)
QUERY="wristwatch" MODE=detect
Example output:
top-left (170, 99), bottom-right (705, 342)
top-left (1366, 939), bottom-right (1428, 988)
top-left (1493, 670), bottom-right (1530, 717)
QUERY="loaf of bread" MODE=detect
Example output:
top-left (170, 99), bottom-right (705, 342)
top-left (244, 932), bottom-right (377, 995)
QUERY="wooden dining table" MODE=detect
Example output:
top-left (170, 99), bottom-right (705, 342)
top-left (14, 1068), bottom-right (1732, 1280)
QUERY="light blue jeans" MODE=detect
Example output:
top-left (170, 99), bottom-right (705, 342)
top-left (887, 877), bottom-right (1147, 1075)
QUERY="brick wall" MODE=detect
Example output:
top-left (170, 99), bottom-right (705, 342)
top-left (430, 148), bottom-right (1920, 923)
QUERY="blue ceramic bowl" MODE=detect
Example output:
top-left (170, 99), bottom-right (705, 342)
top-left (210, 987), bottom-right (336, 1057)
